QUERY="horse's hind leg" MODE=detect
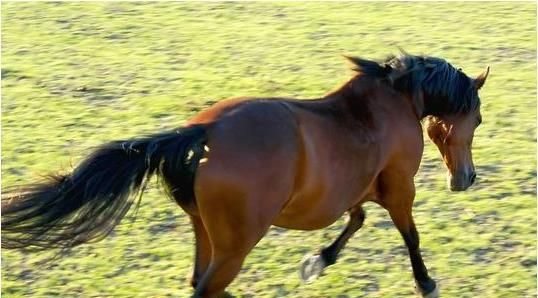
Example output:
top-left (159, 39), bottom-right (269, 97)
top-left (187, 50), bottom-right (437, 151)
top-left (192, 195), bottom-right (276, 297)
top-left (190, 215), bottom-right (212, 289)
top-left (193, 247), bottom-right (252, 298)
top-left (192, 222), bottom-right (269, 298)
top-left (300, 205), bottom-right (366, 282)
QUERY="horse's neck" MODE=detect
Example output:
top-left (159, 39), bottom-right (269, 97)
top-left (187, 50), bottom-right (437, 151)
top-left (333, 76), bottom-right (425, 128)
top-left (293, 75), bottom-right (419, 127)
top-left (348, 76), bottom-right (424, 122)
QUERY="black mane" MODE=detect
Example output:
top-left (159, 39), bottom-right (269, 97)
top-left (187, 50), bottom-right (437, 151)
top-left (347, 53), bottom-right (480, 117)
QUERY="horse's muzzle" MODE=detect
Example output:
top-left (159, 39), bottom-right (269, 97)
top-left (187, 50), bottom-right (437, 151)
top-left (448, 170), bottom-right (476, 192)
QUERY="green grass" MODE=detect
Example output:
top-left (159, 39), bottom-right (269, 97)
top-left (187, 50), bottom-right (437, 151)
top-left (1, 2), bottom-right (536, 297)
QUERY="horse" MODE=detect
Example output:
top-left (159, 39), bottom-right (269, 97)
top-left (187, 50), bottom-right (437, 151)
top-left (2, 52), bottom-right (489, 298)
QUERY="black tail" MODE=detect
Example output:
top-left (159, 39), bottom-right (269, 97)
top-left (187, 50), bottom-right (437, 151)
top-left (1, 125), bottom-right (207, 251)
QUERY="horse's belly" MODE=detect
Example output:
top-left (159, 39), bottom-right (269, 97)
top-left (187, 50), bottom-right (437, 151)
top-left (271, 184), bottom-right (366, 230)
top-left (272, 201), bottom-right (347, 230)
top-left (271, 157), bottom-right (380, 230)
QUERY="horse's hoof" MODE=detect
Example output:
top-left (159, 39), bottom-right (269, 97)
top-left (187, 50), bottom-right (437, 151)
top-left (299, 254), bottom-right (326, 283)
top-left (415, 280), bottom-right (439, 298)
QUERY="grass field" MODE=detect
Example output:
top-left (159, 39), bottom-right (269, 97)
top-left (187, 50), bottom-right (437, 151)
top-left (1, 2), bottom-right (536, 297)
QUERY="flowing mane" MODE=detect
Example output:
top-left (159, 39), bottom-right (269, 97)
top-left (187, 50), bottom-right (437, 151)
top-left (346, 53), bottom-right (480, 117)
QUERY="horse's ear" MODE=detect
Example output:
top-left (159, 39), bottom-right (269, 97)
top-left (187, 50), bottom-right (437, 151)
top-left (474, 66), bottom-right (490, 90)
top-left (342, 55), bottom-right (376, 68)
top-left (342, 55), bottom-right (391, 77)
top-left (342, 55), bottom-right (360, 67)
top-left (397, 46), bottom-right (410, 56)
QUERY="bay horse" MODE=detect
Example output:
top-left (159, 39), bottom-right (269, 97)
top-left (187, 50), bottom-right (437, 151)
top-left (2, 52), bottom-right (489, 298)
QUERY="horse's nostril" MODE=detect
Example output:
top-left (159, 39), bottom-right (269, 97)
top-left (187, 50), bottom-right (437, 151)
top-left (470, 173), bottom-right (477, 184)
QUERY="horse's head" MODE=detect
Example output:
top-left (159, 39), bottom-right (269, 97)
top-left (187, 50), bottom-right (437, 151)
top-left (425, 67), bottom-right (489, 191)
top-left (344, 53), bottom-right (489, 191)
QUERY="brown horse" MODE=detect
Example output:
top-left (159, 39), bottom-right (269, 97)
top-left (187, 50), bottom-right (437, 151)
top-left (2, 52), bottom-right (489, 297)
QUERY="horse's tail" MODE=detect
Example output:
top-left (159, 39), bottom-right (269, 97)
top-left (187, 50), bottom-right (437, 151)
top-left (1, 125), bottom-right (207, 251)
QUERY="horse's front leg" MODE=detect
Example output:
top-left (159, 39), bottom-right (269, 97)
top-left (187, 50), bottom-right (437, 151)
top-left (381, 177), bottom-right (438, 298)
top-left (300, 205), bottom-right (366, 282)
top-left (388, 206), bottom-right (438, 297)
